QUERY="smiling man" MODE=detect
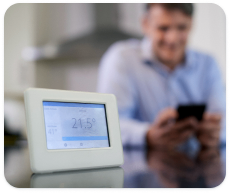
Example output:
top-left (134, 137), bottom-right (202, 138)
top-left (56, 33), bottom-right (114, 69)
top-left (97, 3), bottom-right (225, 150)
top-left (144, 3), bottom-right (191, 70)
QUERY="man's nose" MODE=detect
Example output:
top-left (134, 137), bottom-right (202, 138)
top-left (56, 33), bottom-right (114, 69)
top-left (165, 29), bottom-right (180, 45)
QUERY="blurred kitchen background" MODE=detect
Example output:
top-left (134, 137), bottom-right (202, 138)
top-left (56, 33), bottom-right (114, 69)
top-left (4, 3), bottom-right (225, 143)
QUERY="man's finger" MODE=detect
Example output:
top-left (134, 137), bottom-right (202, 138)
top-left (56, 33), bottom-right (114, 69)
top-left (197, 128), bottom-right (220, 139)
top-left (156, 108), bottom-right (178, 127)
top-left (199, 122), bottom-right (221, 132)
top-left (170, 129), bottom-right (194, 144)
top-left (173, 117), bottom-right (198, 132)
top-left (160, 117), bottom-right (197, 138)
top-left (203, 113), bottom-right (221, 123)
top-left (197, 134), bottom-right (220, 147)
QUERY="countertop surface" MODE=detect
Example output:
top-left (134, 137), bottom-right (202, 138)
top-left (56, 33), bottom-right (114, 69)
top-left (4, 141), bottom-right (226, 188)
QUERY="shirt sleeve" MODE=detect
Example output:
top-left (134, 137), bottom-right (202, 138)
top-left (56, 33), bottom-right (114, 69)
top-left (204, 56), bottom-right (226, 145)
top-left (97, 43), bottom-right (150, 147)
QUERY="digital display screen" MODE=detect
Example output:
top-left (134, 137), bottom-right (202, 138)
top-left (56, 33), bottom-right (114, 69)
top-left (43, 101), bottom-right (110, 150)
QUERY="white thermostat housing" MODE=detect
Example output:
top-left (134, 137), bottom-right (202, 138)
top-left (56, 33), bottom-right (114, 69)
top-left (24, 88), bottom-right (123, 173)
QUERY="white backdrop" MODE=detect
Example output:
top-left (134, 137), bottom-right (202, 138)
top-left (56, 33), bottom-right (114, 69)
top-left (189, 4), bottom-right (226, 82)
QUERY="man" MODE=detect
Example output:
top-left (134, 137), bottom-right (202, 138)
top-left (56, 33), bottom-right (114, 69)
top-left (97, 3), bottom-right (225, 150)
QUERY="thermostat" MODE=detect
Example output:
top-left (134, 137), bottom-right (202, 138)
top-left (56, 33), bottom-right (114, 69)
top-left (24, 88), bottom-right (123, 173)
top-left (30, 167), bottom-right (124, 188)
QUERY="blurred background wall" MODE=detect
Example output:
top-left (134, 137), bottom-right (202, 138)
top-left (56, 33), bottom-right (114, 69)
top-left (4, 3), bottom-right (225, 139)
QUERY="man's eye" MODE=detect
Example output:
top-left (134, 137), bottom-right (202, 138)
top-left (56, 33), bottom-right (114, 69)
top-left (177, 25), bottom-right (187, 31)
top-left (158, 26), bottom-right (169, 32)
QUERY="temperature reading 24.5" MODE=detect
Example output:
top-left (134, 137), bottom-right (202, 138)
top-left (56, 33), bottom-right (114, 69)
top-left (72, 118), bottom-right (96, 129)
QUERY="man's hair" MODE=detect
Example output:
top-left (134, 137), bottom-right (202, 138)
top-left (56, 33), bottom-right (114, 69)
top-left (146, 3), bottom-right (194, 17)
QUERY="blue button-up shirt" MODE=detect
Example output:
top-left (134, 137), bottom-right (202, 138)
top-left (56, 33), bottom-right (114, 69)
top-left (97, 38), bottom-right (226, 149)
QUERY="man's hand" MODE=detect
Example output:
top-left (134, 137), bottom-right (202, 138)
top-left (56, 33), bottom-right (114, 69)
top-left (146, 108), bottom-right (198, 149)
top-left (196, 113), bottom-right (221, 148)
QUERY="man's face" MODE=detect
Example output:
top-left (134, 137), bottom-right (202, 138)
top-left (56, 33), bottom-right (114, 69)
top-left (142, 5), bottom-right (192, 67)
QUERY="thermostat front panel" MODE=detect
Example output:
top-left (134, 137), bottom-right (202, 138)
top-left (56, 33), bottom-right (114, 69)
top-left (24, 88), bottom-right (123, 173)
top-left (43, 101), bottom-right (110, 150)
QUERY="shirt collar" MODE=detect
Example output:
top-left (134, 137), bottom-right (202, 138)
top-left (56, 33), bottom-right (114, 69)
top-left (141, 37), bottom-right (173, 76)
top-left (141, 37), bottom-right (154, 62)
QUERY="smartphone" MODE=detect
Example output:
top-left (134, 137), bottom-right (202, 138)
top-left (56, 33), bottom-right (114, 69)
top-left (177, 104), bottom-right (206, 121)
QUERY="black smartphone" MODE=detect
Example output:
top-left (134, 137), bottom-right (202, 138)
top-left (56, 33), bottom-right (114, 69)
top-left (177, 104), bottom-right (206, 121)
